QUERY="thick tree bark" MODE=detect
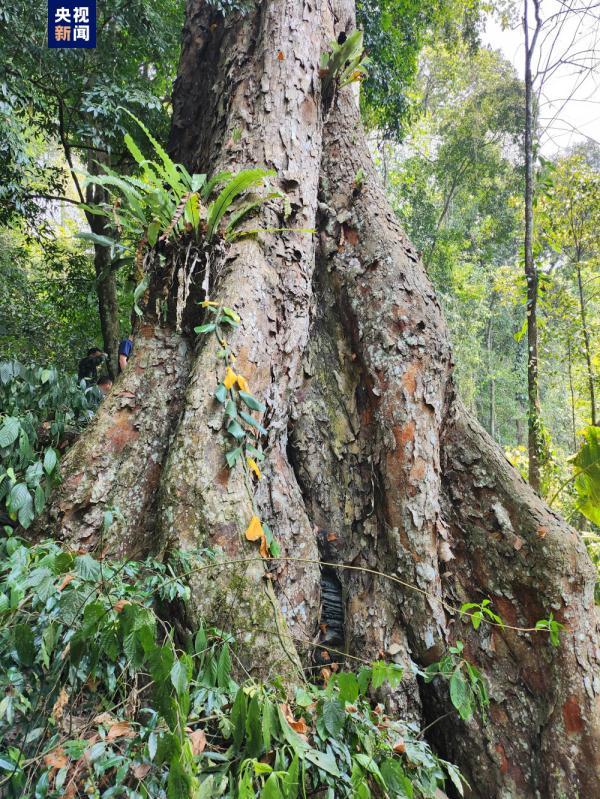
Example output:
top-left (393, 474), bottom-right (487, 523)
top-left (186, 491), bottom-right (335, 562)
top-left (39, 1), bottom-right (600, 796)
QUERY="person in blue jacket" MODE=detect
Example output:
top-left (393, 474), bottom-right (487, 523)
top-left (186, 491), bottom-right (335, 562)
top-left (118, 336), bottom-right (134, 372)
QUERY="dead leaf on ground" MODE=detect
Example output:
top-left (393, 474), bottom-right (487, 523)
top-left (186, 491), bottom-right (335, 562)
top-left (279, 703), bottom-right (309, 736)
top-left (94, 712), bottom-right (115, 726)
top-left (132, 763), bottom-right (151, 779)
top-left (113, 599), bottom-right (130, 613)
top-left (44, 747), bottom-right (68, 770)
top-left (52, 687), bottom-right (69, 721)
top-left (189, 729), bottom-right (207, 756)
top-left (393, 738), bottom-right (406, 754)
top-left (106, 720), bottom-right (135, 740)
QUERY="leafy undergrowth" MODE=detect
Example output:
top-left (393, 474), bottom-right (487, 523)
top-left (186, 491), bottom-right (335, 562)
top-left (0, 535), bottom-right (466, 799)
top-left (0, 361), bottom-right (100, 528)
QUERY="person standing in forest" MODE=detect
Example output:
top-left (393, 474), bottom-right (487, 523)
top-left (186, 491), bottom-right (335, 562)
top-left (77, 347), bottom-right (107, 385)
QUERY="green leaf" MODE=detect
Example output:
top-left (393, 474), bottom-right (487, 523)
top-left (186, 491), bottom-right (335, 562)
top-left (133, 275), bottom-right (150, 317)
top-left (206, 168), bottom-right (275, 240)
top-left (260, 773), bottom-right (283, 799)
top-left (227, 420), bottom-right (246, 440)
top-left (449, 668), bottom-right (472, 721)
top-left (231, 688), bottom-right (247, 750)
top-left (34, 484), bottom-right (46, 515)
top-left (76, 230), bottom-right (117, 248)
top-left (217, 643), bottom-right (232, 688)
top-left (245, 695), bottom-right (263, 758)
top-left (170, 659), bottom-right (189, 696)
top-left (74, 554), bottom-right (101, 582)
top-left (14, 623), bottom-right (35, 666)
top-left (194, 323), bottom-right (216, 334)
top-left (239, 411), bottom-right (267, 436)
top-left (380, 760), bottom-right (413, 798)
top-left (305, 748), bottom-right (340, 777)
top-left (215, 383), bottom-right (227, 403)
top-left (167, 755), bottom-right (193, 799)
top-left (225, 399), bottom-right (238, 418)
top-left (8, 482), bottom-right (30, 511)
top-left (43, 447), bottom-right (58, 475)
top-left (370, 661), bottom-right (403, 690)
top-left (336, 672), bottom-right (359, 704)
top-left (573, 426), bottom-right (600, 525)
top-left (322, 698), bottom-right (345, 737)
top-left (0, 416), bottom-right (21, 447)
top-left (147, 220), bottom-right (161, 246)
top-left (239, 391), bottom-right (266, 412)
top-left (226, 446), bottom-right (243, 468)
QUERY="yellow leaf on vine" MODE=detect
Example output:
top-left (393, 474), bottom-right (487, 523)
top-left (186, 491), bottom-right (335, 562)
top-left (237, 374), bottom-right (249, 392)
top-left (224, 367), bottom-right (237, 390)
top-left (246, 457), bottom-right (262, 479)
top-left (200, 300), bottom-right (219, 307)
top-left (245, 515), bottom-right (264, 541)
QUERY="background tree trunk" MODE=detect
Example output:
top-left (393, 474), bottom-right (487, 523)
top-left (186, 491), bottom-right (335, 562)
top-left (85, 155), bottom-right (121, 378)
top-left (523, 0), bottom-right (543, 492)
top-left (39, 1), bottom-right (600, 796)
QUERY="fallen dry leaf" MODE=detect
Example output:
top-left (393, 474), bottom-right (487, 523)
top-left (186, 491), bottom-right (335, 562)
top-left (52, 687), bottom-right (69, 721)
top-left (189, 729), bottom-right (207, 756)
top-left (132, 763), bottom-right (151, 780)
top-left (393, 738), bottom-right (406, 754)
top-left (113, 599), bottom-right (131, 613)
top-left (280, 704), bottom-right (309, 736)
top-left (277, 50), bottom-right (285, 60)
top-left (94, 712), bottom-right (115, 726)
top-left (44, 747), bottom-right (68, 770)
top-left (320, 667), bottom-right (332, 684)
top-left (106, 721), bottom-right (135, 741)
top-left (58, 573), bottom-right (75, 591)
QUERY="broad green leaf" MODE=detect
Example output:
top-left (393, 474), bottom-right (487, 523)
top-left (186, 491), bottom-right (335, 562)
top-left (170, 659), bottom-right (189, 696)
top-left (336, 672), bottom-right (359, 704)
top-left (239, 391), bottom-right (266, 413)
top-left (449, 668), bottom-right (472, 720)
top-left (14, 623), bottom-right (35, 666)
top-left (43, 447), bottom-right (58, 475)
top-left (322, 698), bottom-right (345, 737)
top-left (0, 417), bottom-right (20, 448)
top-left (305, 748), bottom-right (340, 777)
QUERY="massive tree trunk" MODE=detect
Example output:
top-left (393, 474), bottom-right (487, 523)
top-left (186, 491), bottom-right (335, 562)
top-left (39, 1), bottom-right (599, 797)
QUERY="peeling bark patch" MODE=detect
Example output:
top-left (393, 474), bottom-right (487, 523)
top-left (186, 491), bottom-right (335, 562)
top-left (496, 742), bottom-right (510, 774)
top-left (402, 363), bottom-right (418, 396)
top-left (342, 224), bottom-right (359, 246)
top-left (106, 409), bottom-right (139, 453)
top-left (562, 695), bottom-right (584, 733)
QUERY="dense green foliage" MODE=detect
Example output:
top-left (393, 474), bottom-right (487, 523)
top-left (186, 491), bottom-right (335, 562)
top-left (0, 536), bottom-right (470, 799)
top-left (378, 41), bottom-right (600, 520)
top-left (358, 0), bottom-right (485, 137)
top-left (0, 361), bottom-right (99, 528)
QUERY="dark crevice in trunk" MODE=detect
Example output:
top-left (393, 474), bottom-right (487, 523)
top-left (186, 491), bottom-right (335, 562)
top-left (313, 528), bottom-right (346, 671)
